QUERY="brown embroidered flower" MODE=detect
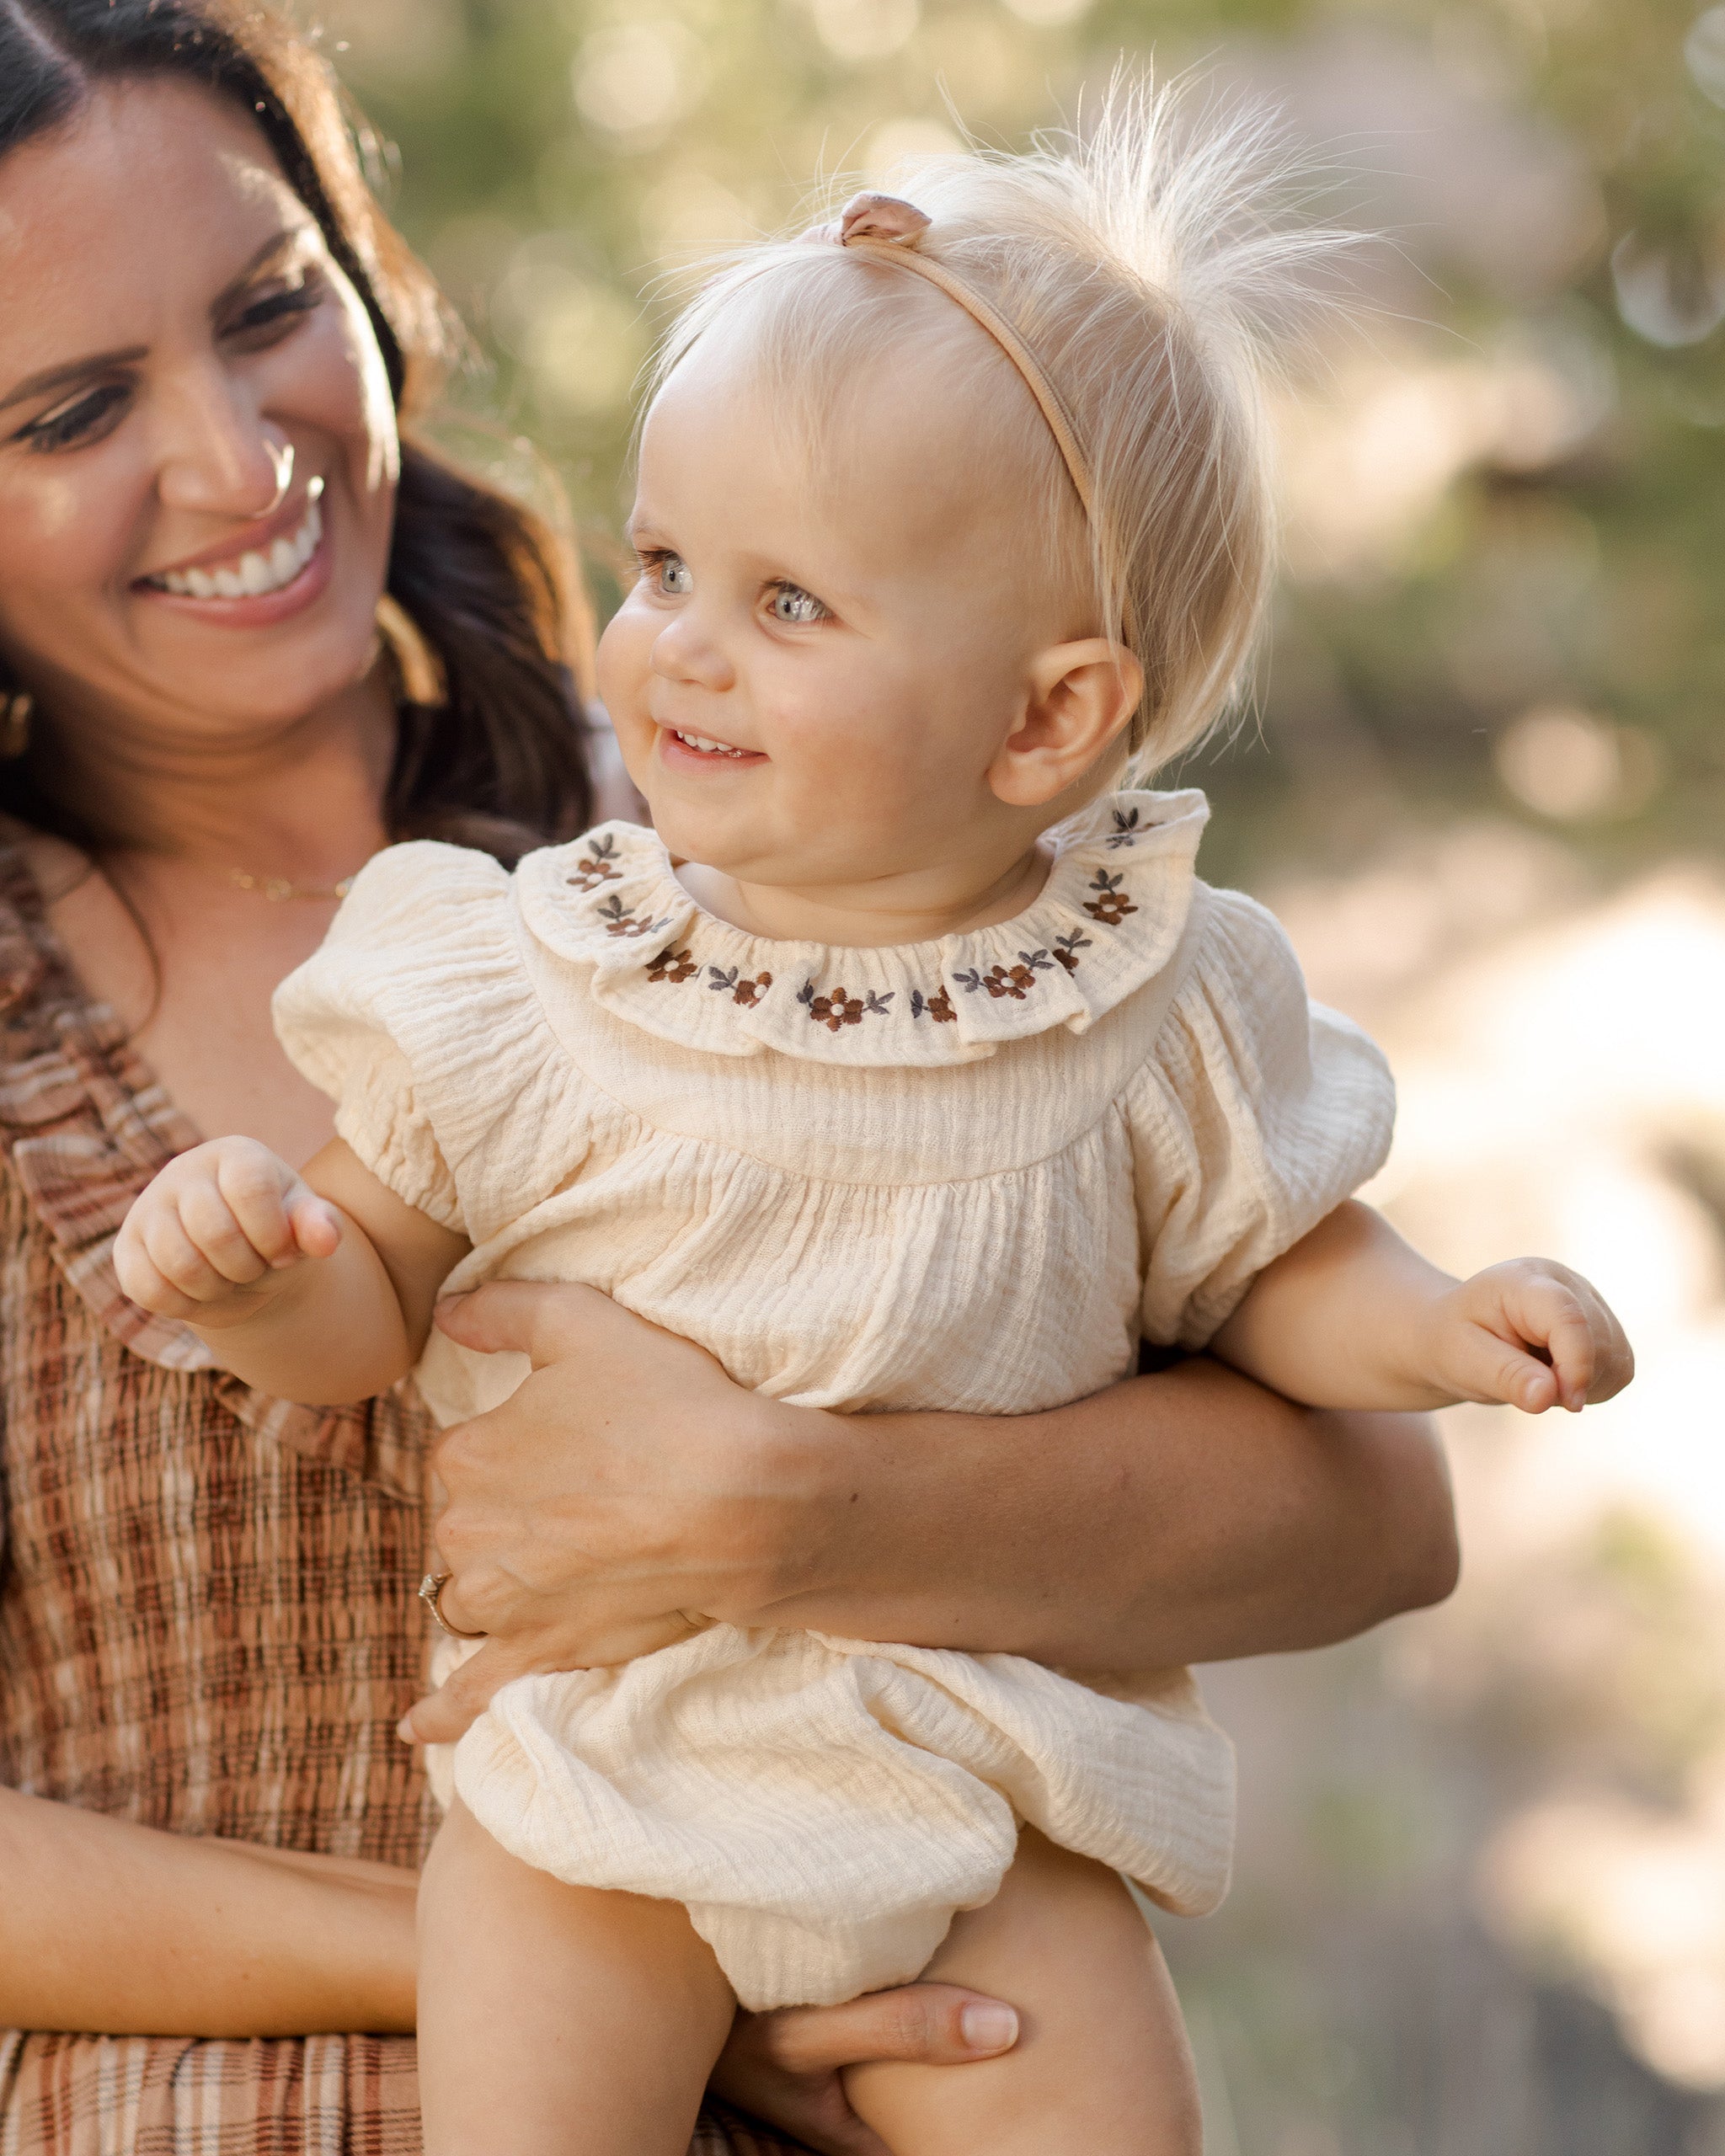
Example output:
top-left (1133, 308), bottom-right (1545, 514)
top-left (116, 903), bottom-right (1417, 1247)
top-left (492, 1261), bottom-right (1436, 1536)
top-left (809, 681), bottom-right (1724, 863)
top-left (598, 895), bottom-right (669, 939)
top-left (708, 965), bottom-right (773, 1006)
top-left (647, 945), bottom-right (698, 983)
top-left (955, 950), bottom-right (1054, 1001)
top-left (568, 834), bottom-right (622, 889)
top-left (1082, 870), bottom-right (1137, 926)
top-left (810, 989), bottom-right (863, 1031)
top-left (798, 982), bottom-right (894, 1031)
top-left (1053, 930), bottom-right (1092, 974)
top-left (911, 986), bottom-right (956, 1022)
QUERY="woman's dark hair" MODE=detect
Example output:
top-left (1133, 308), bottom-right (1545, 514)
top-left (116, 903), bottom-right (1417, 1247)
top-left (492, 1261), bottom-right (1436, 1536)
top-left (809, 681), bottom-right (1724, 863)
top-left (0, 0), bottom-right (595, 862)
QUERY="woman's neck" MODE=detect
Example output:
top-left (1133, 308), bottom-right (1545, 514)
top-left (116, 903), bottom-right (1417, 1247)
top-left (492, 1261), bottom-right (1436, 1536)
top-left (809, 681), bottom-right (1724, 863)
top-left (42, 667), bottom-right (396, 889)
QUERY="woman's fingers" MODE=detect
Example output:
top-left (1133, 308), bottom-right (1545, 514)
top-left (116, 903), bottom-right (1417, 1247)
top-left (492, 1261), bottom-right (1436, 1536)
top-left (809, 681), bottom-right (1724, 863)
top-left (709, 1986), bottom-right (1020, 2156)
top-left (435, 1278), bottom-right (619, 1367)
top-left (436, 1278), bottom-right (734, 1387)
top-left (398, 1641), bottom-right (520, 1746)
top-left (746, 1985), bottom-right (1020, 2074)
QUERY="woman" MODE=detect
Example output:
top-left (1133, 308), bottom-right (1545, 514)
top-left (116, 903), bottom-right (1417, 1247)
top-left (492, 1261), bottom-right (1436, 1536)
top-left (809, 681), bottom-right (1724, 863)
top-left (0, 3), bottom-right (1458, 2153)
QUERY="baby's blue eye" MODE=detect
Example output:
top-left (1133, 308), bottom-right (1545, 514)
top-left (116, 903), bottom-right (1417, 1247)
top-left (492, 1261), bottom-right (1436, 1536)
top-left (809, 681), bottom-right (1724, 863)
top-left (656, 556), bottom-right (693, 596)
top-left (772, 584), bottom-right (826, 625)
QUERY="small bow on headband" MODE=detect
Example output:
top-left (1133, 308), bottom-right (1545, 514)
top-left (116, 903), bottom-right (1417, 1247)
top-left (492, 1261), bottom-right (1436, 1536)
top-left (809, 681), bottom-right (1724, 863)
top-left (797, 191), bottom-right (1096, 521)
top-left (803, 191), bottom-right (933, 249)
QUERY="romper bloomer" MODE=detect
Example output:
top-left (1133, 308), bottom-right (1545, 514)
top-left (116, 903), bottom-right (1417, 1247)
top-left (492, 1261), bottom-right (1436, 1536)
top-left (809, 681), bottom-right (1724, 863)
top-left (273, 787), bottom-right (1396, 2012)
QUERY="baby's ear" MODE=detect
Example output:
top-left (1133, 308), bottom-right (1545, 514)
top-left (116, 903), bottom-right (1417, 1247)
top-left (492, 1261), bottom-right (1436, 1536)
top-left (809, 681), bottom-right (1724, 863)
top-left (987, 639), bottom-right (1143, 809)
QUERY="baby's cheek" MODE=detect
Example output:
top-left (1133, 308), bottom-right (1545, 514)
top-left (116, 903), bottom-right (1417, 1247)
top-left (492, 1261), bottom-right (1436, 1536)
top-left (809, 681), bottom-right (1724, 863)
top-left (595, 608), bottom-right (657, 744)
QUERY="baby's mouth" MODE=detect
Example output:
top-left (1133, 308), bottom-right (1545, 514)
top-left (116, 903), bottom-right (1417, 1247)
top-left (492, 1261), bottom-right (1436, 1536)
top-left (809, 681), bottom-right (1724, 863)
top-left (669, 727), bottom-right (755, 760)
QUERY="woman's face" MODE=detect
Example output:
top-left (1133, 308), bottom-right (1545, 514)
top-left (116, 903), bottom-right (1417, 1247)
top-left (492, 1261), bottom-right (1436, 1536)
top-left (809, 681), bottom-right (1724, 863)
top-left (0, 77), bottom-right (399, 753)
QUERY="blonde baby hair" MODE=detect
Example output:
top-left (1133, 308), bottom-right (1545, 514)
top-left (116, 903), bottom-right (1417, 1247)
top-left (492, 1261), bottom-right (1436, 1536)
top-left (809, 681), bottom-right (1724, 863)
top-left (645, 74), bottom-right (1350, 773)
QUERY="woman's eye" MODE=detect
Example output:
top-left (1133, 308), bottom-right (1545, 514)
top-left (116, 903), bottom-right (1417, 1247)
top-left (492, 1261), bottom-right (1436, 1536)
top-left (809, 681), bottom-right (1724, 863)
top-left (227, 280), bottom-right (324, 342)
top-left (771, 584), bottom-right (827, 625)
top-left (18, 381), bottom-right (131, 452)
top-left (654, 555), bottom-right (693, 596)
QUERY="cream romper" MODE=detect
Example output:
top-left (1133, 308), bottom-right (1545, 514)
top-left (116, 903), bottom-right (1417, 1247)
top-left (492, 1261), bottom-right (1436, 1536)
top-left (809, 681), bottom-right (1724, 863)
top-left (274, 787), bottom-right (1395, 2010)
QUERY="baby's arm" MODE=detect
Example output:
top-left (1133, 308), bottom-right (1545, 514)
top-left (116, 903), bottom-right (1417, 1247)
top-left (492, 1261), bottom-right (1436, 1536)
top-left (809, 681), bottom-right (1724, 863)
top-left (1212, 1200), bottom-right (1633, 1416)
top-left (115, 1137), bottom-right (468, 1404)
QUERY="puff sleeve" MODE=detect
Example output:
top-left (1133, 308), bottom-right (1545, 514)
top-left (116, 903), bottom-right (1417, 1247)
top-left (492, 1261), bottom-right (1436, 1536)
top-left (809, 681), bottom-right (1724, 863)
top-left (272, 841), bottom-right (562, 1236)
top-left (1128, 884), bottom-right (1396, 1351)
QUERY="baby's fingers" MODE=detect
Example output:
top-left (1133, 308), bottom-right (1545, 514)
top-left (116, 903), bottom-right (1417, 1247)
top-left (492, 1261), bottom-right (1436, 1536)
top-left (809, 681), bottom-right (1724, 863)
top-left (212, 1145), bottom-right (340, 1272)
top-left (1470, 1262), bottom-right (1636, 1413)
top-left (1444, 1322), bottom-right (1562, 1415)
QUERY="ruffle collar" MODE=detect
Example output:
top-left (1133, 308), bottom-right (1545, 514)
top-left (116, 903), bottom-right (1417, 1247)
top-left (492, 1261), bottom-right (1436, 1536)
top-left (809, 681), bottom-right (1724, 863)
top-left (515, 789), bottom-right (1209, 1066)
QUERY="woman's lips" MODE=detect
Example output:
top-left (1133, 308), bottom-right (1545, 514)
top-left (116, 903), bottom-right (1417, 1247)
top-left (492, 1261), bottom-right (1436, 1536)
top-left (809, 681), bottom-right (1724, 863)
top-left (133, 489), bottom-right (332, 630)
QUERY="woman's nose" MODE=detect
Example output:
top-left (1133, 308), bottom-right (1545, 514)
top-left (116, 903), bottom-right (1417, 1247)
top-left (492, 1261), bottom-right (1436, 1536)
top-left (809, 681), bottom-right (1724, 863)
top-left (153, 366), bottom-right (296, 522)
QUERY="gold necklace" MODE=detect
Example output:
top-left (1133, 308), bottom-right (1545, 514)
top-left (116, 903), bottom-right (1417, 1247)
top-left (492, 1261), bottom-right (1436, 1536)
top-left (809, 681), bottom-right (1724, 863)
top-left (229, 867), bottom-right (358, 902)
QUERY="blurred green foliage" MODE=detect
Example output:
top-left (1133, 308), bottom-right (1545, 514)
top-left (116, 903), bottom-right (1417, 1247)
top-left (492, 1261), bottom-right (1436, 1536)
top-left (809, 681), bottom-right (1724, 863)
top-left (309, 0), bottom-right (1724, 885)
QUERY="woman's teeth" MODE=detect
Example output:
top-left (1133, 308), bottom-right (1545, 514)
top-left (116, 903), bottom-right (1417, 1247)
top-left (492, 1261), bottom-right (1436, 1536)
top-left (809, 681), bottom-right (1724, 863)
top-left (154, 494), bottom-right (323, 600)
top-left (674, 729), bottom-right (749, 758)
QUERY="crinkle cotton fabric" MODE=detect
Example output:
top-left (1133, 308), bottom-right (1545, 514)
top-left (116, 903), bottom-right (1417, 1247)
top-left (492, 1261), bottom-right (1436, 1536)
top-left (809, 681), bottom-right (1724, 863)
top-left (275, 788), bottom-right (1396, 2010)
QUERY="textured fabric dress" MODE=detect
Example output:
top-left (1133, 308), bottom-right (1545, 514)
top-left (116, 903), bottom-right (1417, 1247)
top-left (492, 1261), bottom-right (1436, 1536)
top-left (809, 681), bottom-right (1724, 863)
top-left (0, 844), bottom-right (794, 2156)
top-left (274, 788), bottom-right (1397, 2013)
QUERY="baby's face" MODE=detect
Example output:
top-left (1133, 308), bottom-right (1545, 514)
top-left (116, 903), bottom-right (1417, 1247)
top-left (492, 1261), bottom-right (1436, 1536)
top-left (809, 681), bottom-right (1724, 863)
top-left (598, 337), bottom-right (1081, 903)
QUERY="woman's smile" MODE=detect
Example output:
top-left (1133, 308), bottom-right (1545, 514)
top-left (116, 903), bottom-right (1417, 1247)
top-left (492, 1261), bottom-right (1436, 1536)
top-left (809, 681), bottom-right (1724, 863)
top-left (136, 474), bottom-right (329, 626)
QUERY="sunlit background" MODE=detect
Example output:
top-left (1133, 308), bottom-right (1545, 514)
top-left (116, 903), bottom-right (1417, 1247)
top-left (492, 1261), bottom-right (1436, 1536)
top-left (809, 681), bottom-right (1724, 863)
top-left (303, 0), bottom-right (1724, 2146)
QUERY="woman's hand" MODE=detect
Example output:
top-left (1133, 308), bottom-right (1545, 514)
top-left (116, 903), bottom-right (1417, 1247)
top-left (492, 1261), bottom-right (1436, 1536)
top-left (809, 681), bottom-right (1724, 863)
top-left (403, 1279), bottom-right (1457, 1748)
top-left (406, 1282), bottom-right (820, 1742)
top-left (713, 1985), bottom-right (1021, 2156)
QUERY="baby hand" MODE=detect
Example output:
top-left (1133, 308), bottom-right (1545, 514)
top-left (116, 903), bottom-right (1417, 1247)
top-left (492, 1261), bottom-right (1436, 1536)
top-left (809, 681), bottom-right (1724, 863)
top-left (115, 1138), bottom-right (343, 1327)
top-left (1422, 1259), bottom-right (1633, 1414)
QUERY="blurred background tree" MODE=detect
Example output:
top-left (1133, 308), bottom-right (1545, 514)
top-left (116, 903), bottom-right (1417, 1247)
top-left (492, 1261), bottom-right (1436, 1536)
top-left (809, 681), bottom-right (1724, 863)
top-left (303, 3), bottom-right (1725, 2150)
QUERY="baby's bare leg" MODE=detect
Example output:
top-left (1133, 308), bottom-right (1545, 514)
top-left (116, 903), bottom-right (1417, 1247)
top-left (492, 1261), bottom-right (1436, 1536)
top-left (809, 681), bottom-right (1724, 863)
top-left (844, 1828), bottom-right (1202, 2156)
top-left (417, 1801), bottom-right (736, 2156)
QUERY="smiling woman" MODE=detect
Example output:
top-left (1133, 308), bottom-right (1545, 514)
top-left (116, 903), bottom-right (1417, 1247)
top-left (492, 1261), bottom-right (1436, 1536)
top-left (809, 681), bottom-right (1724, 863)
top-left (0, 0), bottom-right (594, 870)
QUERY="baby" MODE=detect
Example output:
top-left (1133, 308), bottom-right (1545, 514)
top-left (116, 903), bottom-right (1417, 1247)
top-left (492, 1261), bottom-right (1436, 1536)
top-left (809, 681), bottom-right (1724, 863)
top-left (118, 89), bottom-right (1630, 2156)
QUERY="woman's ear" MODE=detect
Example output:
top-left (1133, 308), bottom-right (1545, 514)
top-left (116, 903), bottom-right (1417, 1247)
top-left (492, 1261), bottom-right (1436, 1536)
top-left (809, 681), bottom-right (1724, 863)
top-left (985, 639), bottom-right (1146, 808)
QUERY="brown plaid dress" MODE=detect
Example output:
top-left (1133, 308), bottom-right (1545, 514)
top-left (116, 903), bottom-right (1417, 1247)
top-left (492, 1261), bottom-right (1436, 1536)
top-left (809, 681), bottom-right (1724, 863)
top-left (0, 846), bottom-right (798, 2155)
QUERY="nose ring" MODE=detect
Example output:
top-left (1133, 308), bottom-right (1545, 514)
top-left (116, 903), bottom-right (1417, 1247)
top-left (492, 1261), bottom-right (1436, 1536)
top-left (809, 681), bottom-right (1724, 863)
top-left (260, 439), bottom-right (295, 518)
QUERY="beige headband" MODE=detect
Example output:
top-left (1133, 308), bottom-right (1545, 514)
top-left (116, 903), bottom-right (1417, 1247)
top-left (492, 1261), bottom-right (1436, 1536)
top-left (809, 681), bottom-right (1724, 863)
top-left (809, 192), bottom-right (1095, 523)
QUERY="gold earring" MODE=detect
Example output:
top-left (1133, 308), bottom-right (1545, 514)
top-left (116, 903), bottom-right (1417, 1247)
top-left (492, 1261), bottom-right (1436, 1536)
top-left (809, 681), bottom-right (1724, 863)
top-left (375, 595), bottom-right (448, 709)
top-left (1, 691), bottom-right (32, 760)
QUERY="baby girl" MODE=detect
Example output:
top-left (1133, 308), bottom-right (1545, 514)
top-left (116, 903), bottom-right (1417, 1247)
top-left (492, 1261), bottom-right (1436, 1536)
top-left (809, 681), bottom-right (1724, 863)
top-left (118, 90), bottom-right (1630, 2156)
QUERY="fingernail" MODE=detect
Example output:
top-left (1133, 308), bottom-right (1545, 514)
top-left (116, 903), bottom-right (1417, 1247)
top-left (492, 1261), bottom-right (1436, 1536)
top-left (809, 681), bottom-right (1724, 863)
top-left (960, 2003), bottom-right (1018, 2052)
top-left (396, 1715), bottom-right (420, 1744)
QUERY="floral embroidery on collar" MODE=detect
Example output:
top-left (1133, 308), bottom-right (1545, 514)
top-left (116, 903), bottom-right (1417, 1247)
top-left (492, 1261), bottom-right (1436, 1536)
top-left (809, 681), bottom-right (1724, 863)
top-left (955, 949), bottom-right (1055, 1001)
top-left (799, 981), bottom-right (895, 1032)
top-left (647, 945), bottom-right (698, 982)
top-left (567, 833), bottom-right (623, 890)
top-left (1082, 870), bottom-right (1137, 926)
top-left (709, 965), bottom-right (772, 1006)
top-left (515, 788), bottom-right (1210, 1065)
top-left (597, 894), bottom-right (673, 939)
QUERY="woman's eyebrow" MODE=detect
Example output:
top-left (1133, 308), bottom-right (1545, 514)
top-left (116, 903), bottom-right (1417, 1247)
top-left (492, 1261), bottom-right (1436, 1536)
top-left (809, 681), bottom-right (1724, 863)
top-left (0, 346), bottom-right (149, 415)
top-left (210, 222), bottom-right (318, 313)
top-left (0, 227), bottom-right (318, 419)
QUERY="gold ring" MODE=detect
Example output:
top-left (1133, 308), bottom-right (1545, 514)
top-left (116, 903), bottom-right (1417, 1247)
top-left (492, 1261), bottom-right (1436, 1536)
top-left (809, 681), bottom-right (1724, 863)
top-left (419, 1572), bottom-right (487, 1641)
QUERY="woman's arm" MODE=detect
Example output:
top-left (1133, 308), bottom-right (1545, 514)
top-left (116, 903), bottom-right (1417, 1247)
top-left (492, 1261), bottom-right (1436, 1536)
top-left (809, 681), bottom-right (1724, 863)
top-left (0, 1786), bottom-right (417, 2036)
top-left (404, 1282), bottom-right (1457, 1742)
